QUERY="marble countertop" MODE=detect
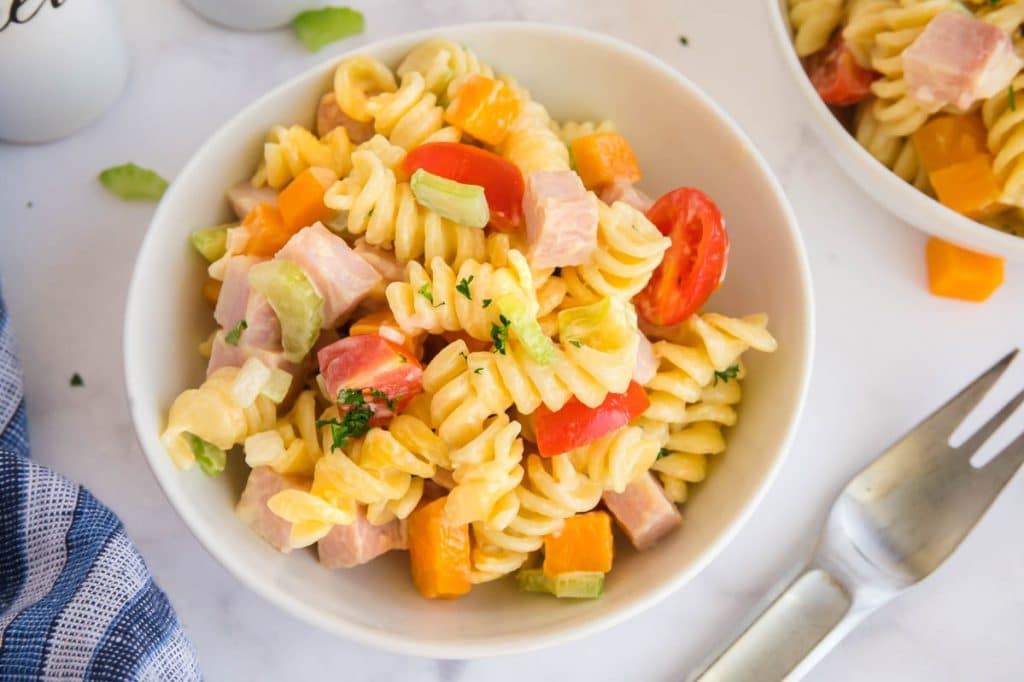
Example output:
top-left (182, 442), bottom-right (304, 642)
top-left (2, 0), bottom-right (1023, 680)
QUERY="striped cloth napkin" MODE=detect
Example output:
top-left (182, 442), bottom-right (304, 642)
top-left (0, 293), bottom-right (201, 681)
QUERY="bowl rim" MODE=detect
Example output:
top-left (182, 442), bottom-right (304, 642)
top-left (124, 20), bottom-right (816, 659)
top-left (765, 0), bottom-right (1024, 261)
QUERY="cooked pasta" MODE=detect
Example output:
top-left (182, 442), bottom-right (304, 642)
top-left (983, 72), bottom-right (1024, 207)
top-left (445, 414), bottom-right (525, 528)
top-left (788, 0), bottom-right (844, 56)
top-left (396, 38), bottom-right (494, 97)
top-left (853, 100), bottom-right (930, 190)
top-left (650, 421), bottom-right (728, 504)
top-left (496, 79), bottom-right (571, 174)
top-left (843, 0), bottom-right (897, 67)
top-left (324, 143), bottom-right (487, 266)
top-left (386, 250), bottom-right (538, 341)
top-left (568, 423), bottom-right (660, 493)
top-left (243, 391), bottom-right (321, 476)
top-left (366, 70), bottom-right (462, 150)
top-left (333, 54), bottom-right (398, 123)
top-left (469, 454), bottom-right (602, 582)
top-left (561, 200), bottom-right (671, 305)
top-left (251, 124), bottom-right (352, 189)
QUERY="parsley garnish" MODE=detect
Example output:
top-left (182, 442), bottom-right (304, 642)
top-left (317, 388), bottom-right (375, 450)
top-left (70, 373), bottom-right (84, 387)
top-left (458, 351), bottom-right (468, 361)
top-left (1010, 84), bottom-right (1017, 112)
top-left (474, 367), bottom-right (485, 374)
top-left (569, 339), bottom-right (583, 348)
top-left (713, 365), bottom-right (740, 386)
top-left (990, 0), bottom-right (999, 6)
top-left (490, 315), bottom-right (511, 355)
top-left (456, 275), bottom-right (474, 300)
top-left (482, 298), bottom-right (492, 308)
top-left (367, 208), bottom-right (374, 217)
top-left (369, 387), bottom-right (397, 410)
top-left (657, 448), bottom-right (670, 460)
top-left (678, 35), bottom-right (689, 46)
top-left (224, 319), bottom-right (247, 346)
top-left (417, 283), bottom-right (434, 304)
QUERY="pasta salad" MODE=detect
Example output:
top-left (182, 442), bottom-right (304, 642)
top-left (789, 0), bottom-right (1024, 238)
top-left (161, 38), bottom-right (777, 600)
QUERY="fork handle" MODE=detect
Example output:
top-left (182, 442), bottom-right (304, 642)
top-left (691, 567), bottom-right (857, 681)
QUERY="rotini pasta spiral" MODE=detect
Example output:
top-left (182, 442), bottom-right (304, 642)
top-left (366, 70), bottom-right (462, 150)
top-left (568, 423), bottom-right (660, 493)
top-left (496, 79), bottom-right (570, 174)
top-left (251, 125), bottom-right (352, 189)
top-left (983, 72), bottom-right (1024, 207)
top-left (788, 0), bottom-right (844, 56)
top-left (161, 366), bottom-right (277, 470)
top-left (469, 454), bottom-right (602, 582)
top-left (324, 143), bottom-right (487, 267)
top-left (396, 38), bottom-right (494, 97)
top-left (333, 54), bottom-right (398, 123)
top-left (843, 0), bottom-right (898, 67)
top-left (386, 250), bottom-right (538, 341)
top-left (561, 200), bottom-right (671, 305)
top-left (853, 100), bottom-right (931, 191)
top-left (557, 119), bottom-right (615, 145)
top-left (243, 390), bottom-right (322, 476)
top-left (445, 414), bottom-right (525, 528)
top-left (977, 0), bottom-right (1024, 35)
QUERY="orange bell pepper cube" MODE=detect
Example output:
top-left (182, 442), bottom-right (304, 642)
top-left (444, 75), bottom-right (521, 146)
top-left (570, 132), bottom-right (642, 190)
top-left (349, 310), bottom-right (425, 358)
top-left (926, 238), bottom-right (1004, 302)
top-left (543, 511), bottom-right (614, 577)
top-left (912, 114), bottom-right (989, 174)
top-left (242, 203), bottom-right (292, 257)
top-left (407, 496), bottom-right (472, 599)
top-left (928, 154), bottom-right (1005, 220)
top-left (278, 167), bottom-right (338, 234)
top-left (201, 278), bottom-right (222, 307)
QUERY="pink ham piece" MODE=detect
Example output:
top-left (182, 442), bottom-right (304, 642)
top-left (317, 506), bottom-right (408, 568)
top-left (226, 181), bottom-right (279, 221)
top-left (242, 291), bottom-right (282, 350)
top-left (602, 472), bottom-right (681, 550)
top-left (275, 222), bottom-right (382, 328)
top-left (206, 330), bottom-right (310, 406)
top-left (903, 12), bottom-right (1022, 111)
top-left (600, 179), bottom-right (654, 213)
top-left (633, 330), bottom-right (658, 386)
top-left (353, 238), bottom-right (404, 284)
top-left (236, 467), bottom-right (310, 554)
top-left (317, 92), bottom-right (375, 143)
top-left (214, 255), bottom-right (265, 329)
top-left (522, 171), bottom-right (599, 269)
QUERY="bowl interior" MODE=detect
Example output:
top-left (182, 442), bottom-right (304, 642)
top-left (125, 23), bottom-right (813, 657)
top-left (767, 0), bottom-right (1024, 261)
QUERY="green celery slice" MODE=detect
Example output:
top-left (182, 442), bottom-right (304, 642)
top-left (248, 260), bottom-right (323, 363)
top-left (183, 432), bottom-right (226, 476)
top-left (410, 168), bottom-right (489, 228)
top-left (516, 569), bottom-right (604, 598)
top-left (557, 297), bottom-right (636, 352)
top-left (495, 294), bottom-right (554, 365)
top-left (190, 223), bottom-right (234, 262)
top-left (292, 6), bottom-right (365, 53)
top-left (98, 163), bottom-right (168, 201)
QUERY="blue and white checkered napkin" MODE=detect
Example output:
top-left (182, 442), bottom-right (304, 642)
top-left (0, 293), bottom-right (201, 681)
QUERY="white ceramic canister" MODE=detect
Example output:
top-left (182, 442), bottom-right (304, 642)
top-left (183, 0), bottom-right (334, 31)
top-left (0, 0), bottom-right (129, 144)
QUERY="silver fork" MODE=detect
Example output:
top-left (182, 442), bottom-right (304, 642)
top-left (693, 350), bottom-right (1024, 682)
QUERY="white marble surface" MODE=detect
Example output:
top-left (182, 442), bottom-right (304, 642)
top-left (2, 1), bottom-right (1023, 680)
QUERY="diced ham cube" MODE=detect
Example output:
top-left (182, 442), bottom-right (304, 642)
top-left (275, 222), bottom-right (382, 327)
top-left (317, 92), bottom-right (376, 143)
top-left (633, 330), bottom-right (658, 386)
top-left (353, 238), bottom-right (404, 284)
top-left (226, 181), bottom-right (279, 221)
top-left (317, 505), bottom-right (408, 568)
top-left (600, 179), bottom-right (653, 213)
top-left (236, 467), bottom-right (310, 554)
top-left (242, 292), bottom-right (281, 350)
top-left (214, 255), bottom-right (265, 329)
top-left (903, 12), bottom-right (1022, 111)
top-left (602, 472), bottom-right (681, 550)
top-left (522, 171), bottom-right (599, 269)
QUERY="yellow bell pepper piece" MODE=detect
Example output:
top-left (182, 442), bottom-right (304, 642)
top-left (928, 154), bottom-right (1005, 220)
top-left (926, 238), bottom-right (1004, 302)
top-left (570, 132), bottom-right (641, 190)
top-left (444, 75), bottom-right (520, 146)
top-left (912, 114), bottom-right (989, 174)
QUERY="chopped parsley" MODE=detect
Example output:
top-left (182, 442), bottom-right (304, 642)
top-left (678, 35), bottom-right (689, 46)
top-left (990, 0), bottom-right (999, 6)
top-left (490, 315), bottom-right (511, 355)
top-left (1010, 84), bottom-right (1017, 112)
top-left (713, 365), bottom-right (740, 386)
top-left (367, 208), bottom-right (374, 217)
top-left (481, 298), bottom-right (492, 309)
top-left (417, 283), bottom-right (434, 304)
top-left (69, 373), bottom-right (84, 387)
top-left (318, 388), bottom-right (375, 451)
top-left (568, 339), bottom-right (584, 348)
top-left (458, 351), bottom-right (468, 361)
top-left (369, 387), bottom-right (397, 410)
top-left (657, 448), bottom-right (670, 460)
top-left (473, 367), bottom-right (485, 374)
top-left (456, 275), bottom-right (474, 300)
top-left (224, 319), bottom-right (248, 346)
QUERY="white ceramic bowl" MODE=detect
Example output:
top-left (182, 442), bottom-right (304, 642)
top-left (768, 0), bottom-right (1024, 261)
top-left (124, 23), bottom-right (814, 658)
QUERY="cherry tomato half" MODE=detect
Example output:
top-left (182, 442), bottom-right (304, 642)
top-left (534, 381), bottom-right (649, 457)
top-left (403, 142), bottom-right (524, 231)
top-left (806, 35), bottom-right (877, 106)
top-left (634, 188), bottom-right (729, 327)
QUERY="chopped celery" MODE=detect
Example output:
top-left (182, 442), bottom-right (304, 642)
top-left (232, 357), bottom-right (272, 407)
top-left (410, 168), bottom-right (489, 228)
top-left (558, 298), bottom-right (636, 352)
top-left (183, 432), bottom-right (226, 476)
top-left (98, 163), bottom-right (168, 201)
top-left (261, 368), bottom-right (293, 404)
top-left (292, 6), bottom-right (364, 53)
top-left (248, 260), bottom-right (323, 363)
top-left (190, 223), bottom-right (234, 262)
top-left (516, 569), bottom-right (604, 599)
top-left (495, 294), bottom-right (554, 365)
